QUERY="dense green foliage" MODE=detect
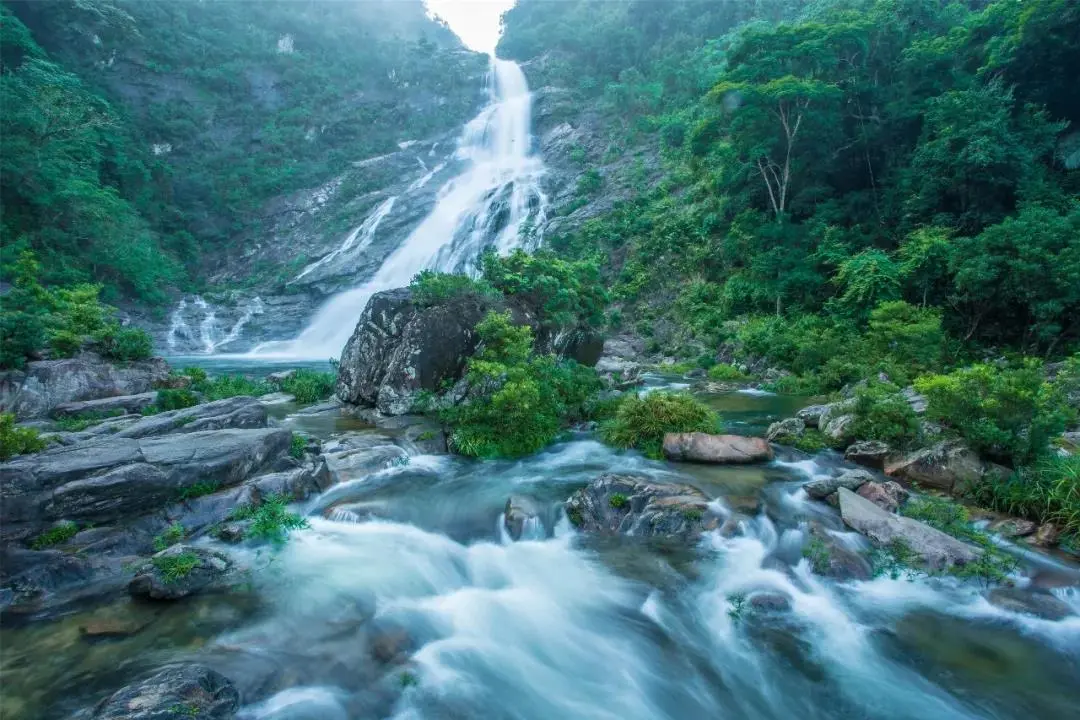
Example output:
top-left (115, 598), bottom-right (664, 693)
top-left (849, 380), bottom-right (921, 448)
top-left (153, 388), bottom-right (198, 412)
top-left (441, 311), bottom-right (600, 458)
top-left (0, 412), bottom-right (47, 460)
top-left (280, 369), bottom-right (336, 404)
top-left (509, 0), bottom-right (1079, 367)
top-left (915, 361), bottom-right (1075, 466)
top-left (2, 0), bottom-right (481, 300)
top-left (970, 456), bottom-right (1080, 538)
top-left (0, 252), bottom-right (154, 369)
top-left (410, 270), bottom-right (497, 307)
top-left (599, 391), bottom-right (719, 459)
top-left (480, 249), bottom-right (607, 331)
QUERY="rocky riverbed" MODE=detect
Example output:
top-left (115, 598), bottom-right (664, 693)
top-left (2, 352), bottom-right (1079, 719)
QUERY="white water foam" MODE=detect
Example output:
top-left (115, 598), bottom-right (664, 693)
top-left (294, 196), bottom-right (398, 282)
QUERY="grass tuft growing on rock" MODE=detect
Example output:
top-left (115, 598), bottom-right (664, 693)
top-left (230, 493), bottom-right (309, 545)
top-left (192, 374), bottom-right (273, 401)
top-left (153, 552), bottom-right (199, 584)
top-left (289, 433), bottom-right (307, 460)
top-left (30, 521), bottom-right (78, 549)
top-left (598, 391), bottom-right (719, 459)
top-left (152, 523), bottom-right (185, 551)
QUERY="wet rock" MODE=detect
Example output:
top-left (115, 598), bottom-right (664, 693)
top-left (1026, 522), bottom-right (1062, 547)
top-left (92, 663), bottom-right (239, 719)
top-left (988, 517), bottom-right (1038, 538)
top-left (402, 421), bottom-right (448, 455)
top-left (215, 521), bottom-right (253, 544)
top-left (336, 288), bottom-right (495, 415)
top-left (80, 604), bottom-right (156, 639)
top-left (856, 480), bottom-right (909, 513)
top-left (0, 353), bottom-right (169, 420)
top-left (844, 440), bottom-right (893, 470)
top-left (128, 545), bottom-right (233, 600)
top-left (602, 335), bottom-right (644, 360)
top-left (838, 487), bottom-right (980, 571)
top-left (504, 495), bottom-right (542, 540)
top-left (884, 439), bottom-right (987, 493)
top-left (766, 417), bottom-right (805, 443)
top-left (1, 427), bottom-right (291, 541)
top-left (817, 401), bottom-right (855, 435)
top-left (796, 404), bottom-right (829, 428)
top-left (804, 469), bottom-right (873, 500)
top-left (748, 592), bottom-right (791, 613)
top-left (806, 525), bottom-right (873, 581)
top-left (52, 392), bottom-right (159, 418)
top-left (662, 433), bottom-right (773, 464)
top-left (565, 474), bottom-right (717, 540)
top-left (988, 587), bottom-right (1074, 621)
top-left (113, 396), bottom-right (269, 439)
top-left (267, 369), bottom-right (296, 386)
top-left (822, 414), bottom-right (856, 445)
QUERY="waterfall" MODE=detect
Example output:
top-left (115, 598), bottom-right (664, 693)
top-left (165, 295), bottom-right (265, 354)
top-left (252, 58), bottom-right (548, 359)
top-left (293, 196), bottom-right (398, 283)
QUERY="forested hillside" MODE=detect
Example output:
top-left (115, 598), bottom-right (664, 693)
top-left (1, 0), bottom-right (482, 303)
top-left (501, 0), bottom-right (1080, 388)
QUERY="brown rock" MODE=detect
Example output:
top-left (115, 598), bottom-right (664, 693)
top-left (988, 517), bottom-right (1038, 538)
top-left (856, 480), bottom-right (909, 513)
top-left (884, 440), bottom-right (985, 493)
top-left (1026, 522), bottom-right (1062, 547)
top-left (662, 433), bottom-right (773, 464)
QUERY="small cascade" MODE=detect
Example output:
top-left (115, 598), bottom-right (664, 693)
top-left (253, 57), bottom-right (548, 359)
top-left (165, 295), bottom-right (265, 354)
top-left (293, 196), bottom-right (398, 283)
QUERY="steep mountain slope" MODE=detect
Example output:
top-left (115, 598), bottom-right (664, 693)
top-left (2, 0), bottom-right (486, 304)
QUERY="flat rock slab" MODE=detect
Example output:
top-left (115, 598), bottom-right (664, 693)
top-left (128, 545), bottom-right (233, 600)
top-left (838, 487), bottom-right (980, 571)
top-left (663, 432), bottom-right (773, 464)
top-left (52, 392), bottom-right (159, 418)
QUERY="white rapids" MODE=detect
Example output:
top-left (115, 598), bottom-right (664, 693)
top-left (252, 58), bottom-right (548, 359)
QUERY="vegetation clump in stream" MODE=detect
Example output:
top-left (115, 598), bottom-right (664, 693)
top-left (229, 493), bottom-right (310, 545)
top-left (598, 391), bottom-right (719, 459)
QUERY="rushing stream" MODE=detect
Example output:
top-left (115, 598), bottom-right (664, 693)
top-left (2, 382), bottom-right (1078, 720)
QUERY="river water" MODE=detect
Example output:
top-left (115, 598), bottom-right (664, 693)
top-left (3, 386), bottom-right (1079, 720)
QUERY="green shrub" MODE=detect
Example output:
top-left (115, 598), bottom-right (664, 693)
top-left (969, 456), bottom-right (1080, 537)
top-left (790, 429), bottom-right (829, 453)
top-left (481, 249), bottom-right (607, 330)
top-left (803, 536), bottom-right (830, 574)
top-left (866, 301), bottom-right (944, 379)
top-left (152, 552), bottom-right (200, 584)
top-left (153, 522), bottom-right (185, 551)
top-left (230, 493), bottom-right (309, 545)
top-left (707, 363), bottom-right (746, 381)
top-left (442, 311), bottom-right (601, 458)
top-left (915, 360), bottom-right (1075, 466)
top-left (98, 325), bottom-right (154, 361)
top-left (609, 493), bottom-right (629, 509)
top-left (289, 433), bottom-right (307, 459)
top-left (0, 413), bottom-right (47, 460)
top-left (193, 374), bottom-right (273, 401)
top-left (54, 409), bottom-right (125, 432)
top-left (155, 388), bottom-right (198, 412)
top-left (31, 522), bottom-right (78, 549)
top-left (409, 270), bottom-right (496, 307)
top-left (599, 391), bottom-right (719, 459)
top-left (280, 369), bottom-right (336, 404)
top-left (849, 380), bottom-right (921, 447)
top-left (182, 366), bottom-right (208, 384)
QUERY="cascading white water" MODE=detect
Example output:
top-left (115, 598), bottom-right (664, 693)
top-left (252, 58), bottom-right (547, 359)
top-left (166, 294), bottom-right (265, 354)
top-left (293, 196), bottom-right (398, 283)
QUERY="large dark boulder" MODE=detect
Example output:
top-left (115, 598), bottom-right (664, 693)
top-left (0, 353), bottom-right (169, 420)
top-left (92, 664), bottom-right (239, 719)
top-left (336, 287), bottom-right (602, 415)
top-left (565, 474), bottom-right (718, 541)
top-left (337, 288), bottom-right (493, 415)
